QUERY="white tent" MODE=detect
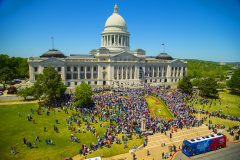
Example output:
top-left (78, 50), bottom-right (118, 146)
top-left (85, 157), bottom-right (101, 160)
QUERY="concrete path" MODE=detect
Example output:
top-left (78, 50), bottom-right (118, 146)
top-left (73, 125), bottom-right (219, 160)
top-left (0, 100), bottom-right (38, 105)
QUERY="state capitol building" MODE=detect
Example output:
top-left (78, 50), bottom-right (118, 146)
top-left (28, 5), bottom-right (187, 87)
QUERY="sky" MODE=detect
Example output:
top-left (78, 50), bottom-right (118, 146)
top-left (0, 0), bottom-right (240, 62)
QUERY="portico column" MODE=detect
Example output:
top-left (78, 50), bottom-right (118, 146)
top-left (180, 67), bottom-right (183, 77)
top-left (84, 66), bottom-right (87, 80)
top-left (121, 35), bottom-right (123, 46)
top-left (126, 67), bottom-right (128, 79)
top-left (104, 35), bottom-right (106, 46)
top-left (116, 66), bottom-right (119, 80)
top-left (110, 35), bottom-right (112, 46)
top-left (152, 67), bottom-right (155, 78)
top-left (62, 66), bottom-right (66, 81)
top-left (78, 66), bottom-right (80, 79)
top-left (134, 67), bottom-right (137, 79)
top-left (113, 35), bottom-right (116, 46)
top-left (102, 36), bottom-right (104, 46)
top-left (121, 66), bottom-right (123, 80)
top-left (130, 66), bottom-right (133, 79)
top-left (91, 66), bottom-right (94, 80)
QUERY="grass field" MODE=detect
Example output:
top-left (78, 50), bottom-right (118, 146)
top-left (0, 103), bottom-right (143, 160)
top-left (193, 114), bottom-right (240, 128)
top-left (189, 91), bottom-right (240, 117)
top-left (145, 96), bottom-right (174, 119)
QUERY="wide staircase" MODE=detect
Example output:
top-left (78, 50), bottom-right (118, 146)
top-left (104, 125), bottom-right (214, 160)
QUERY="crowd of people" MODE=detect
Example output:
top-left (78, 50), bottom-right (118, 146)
top-left (15, 86), bottom-right (240, 158)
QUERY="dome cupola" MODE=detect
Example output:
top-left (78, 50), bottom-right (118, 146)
top-left (105, 4), bottom-right (126, 28)
top-left (40, 49), bottom-right (65, 58)
top-left (101, 4), bottom-right (130, 52)
top-left (156, 53), bottom-right (173, 60)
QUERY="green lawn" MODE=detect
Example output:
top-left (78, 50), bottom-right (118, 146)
top-left (145, 96), bottom-right (174, 119)
top-left (188, 91), bottom-right (240, 117)
top-left (193, 114), bottom-right (240, 128)
top-left (0, 103), bottom-right (143, 160)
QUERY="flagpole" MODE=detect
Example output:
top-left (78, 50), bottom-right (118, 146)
top-left (51, 37), bottom-right (54, 49)
top-left (162, 43), bottom-right (165, 53)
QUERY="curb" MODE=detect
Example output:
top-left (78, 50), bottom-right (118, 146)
top-left (169, 149), bottom-right (182, 160)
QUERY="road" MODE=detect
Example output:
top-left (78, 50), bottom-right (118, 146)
top-left (173, 143), bottom-right (240, 160)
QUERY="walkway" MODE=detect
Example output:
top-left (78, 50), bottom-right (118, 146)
top-left (73, 125), bottom-right (221, 160)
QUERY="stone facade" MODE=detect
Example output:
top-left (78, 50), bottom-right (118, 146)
top-left (28, 5), bottom-right (187, 88)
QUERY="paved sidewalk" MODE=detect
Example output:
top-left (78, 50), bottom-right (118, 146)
top-left (0, 100), bottom-right (38, 105)
top-left (73, 125), bottom-right (220, 160)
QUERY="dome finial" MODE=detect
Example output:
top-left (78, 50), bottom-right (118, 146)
top-left (114, 4), bottom-right (118, 13)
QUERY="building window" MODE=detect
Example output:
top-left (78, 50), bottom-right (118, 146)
top-left (74, 67), bottom-right (77, 72)
top-left (80, 66), bottom-right (84, 72)
top-left (66, 74), bottom-right (72, 80)
top-left (58, 67), bottom-right (61, 72)
top-left (87, 66), bottom-right (90, 72)
top-left (73, 73), bottom-right (78, 79)
top-left (86, 73), bottom-right (91, 79)
top-left (67, 66), bottom-right (71, 72)
top-left (103, 66), bottom-right (106, 70)
top-left (80, 73), bottom-right (85, 79)
top-left (67, 82), bottom-right (70, 87)
top-left (35, 74), bottom-right (38, 80)
top-left (88, 81), bottom-right (91, 85)
top-left (93, 73), bottom-right (98, 79)
top-left (75, 82), bottom-right (78, 86)
top-left (93, 66), bottom-right (97, 72)
top-left (94, 81), bottom-right (97, 85)
top-left (34, 67), bottom-right (38, 72)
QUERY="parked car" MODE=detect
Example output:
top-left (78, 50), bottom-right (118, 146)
top-left (0, 87), bottom-right (5, 92)
top-left (7, 86), bottom-right (17, 94)
top-left (0, 91), bottom-right (3, 95)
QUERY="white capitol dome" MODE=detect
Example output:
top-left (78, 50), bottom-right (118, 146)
top-left (101, 4), bottom-right (130, 52)
top-left (104, 4), bottom-right (126, 28)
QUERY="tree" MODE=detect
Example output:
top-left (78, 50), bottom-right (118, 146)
top-left (75, 82), bottom-right (93, 108)
top-left (198, 77), bottom-right (218, 98)
top-left (0, 54), bottom-right (29, 84)
top-left (0, 67), bottom-right (14, 88)
top-left (227, 68), bottom-right (240, 93)
top-left (33, 67), bottom-right (66, 102)
top-left (191, 78), bottom-right (201, 87)
top-left (177, 76), bottom-right (193, 94)
top-left (17, 87), bottom-right (34, 100)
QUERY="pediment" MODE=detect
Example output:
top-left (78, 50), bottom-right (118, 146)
top-left (170, 59), bottom-right (186, 65)
top-left (40, 57), bottom-right (65, 64)
top-left (112, 52), bottom-right (138, 60)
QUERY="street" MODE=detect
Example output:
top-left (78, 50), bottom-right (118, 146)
top-left (173, 143), bottom-right (240, 160)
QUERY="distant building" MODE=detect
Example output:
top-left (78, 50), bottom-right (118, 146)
top-left (28, 5), bottom-right (187, 87)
